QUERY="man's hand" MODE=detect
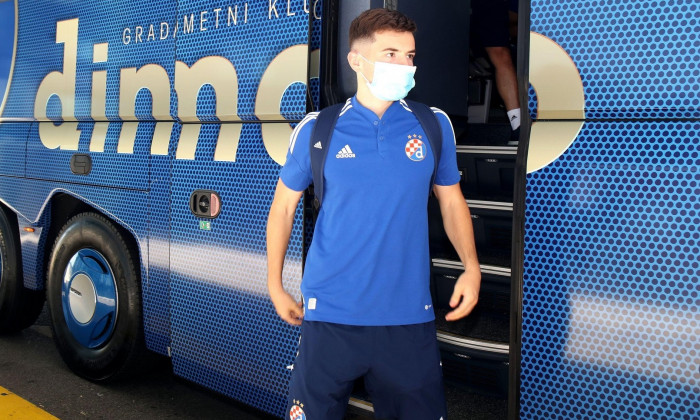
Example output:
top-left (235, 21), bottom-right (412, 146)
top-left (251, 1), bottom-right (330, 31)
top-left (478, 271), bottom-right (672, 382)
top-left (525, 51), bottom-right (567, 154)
top-left (269, 285), bottom-right (304, 326)
top-left (445, 268), bottom-right (481, 321)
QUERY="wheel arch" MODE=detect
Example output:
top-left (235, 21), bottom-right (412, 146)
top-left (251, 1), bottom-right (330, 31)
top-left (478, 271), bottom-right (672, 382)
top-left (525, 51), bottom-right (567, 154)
top-left (40, 192), bottom-right (144, 291)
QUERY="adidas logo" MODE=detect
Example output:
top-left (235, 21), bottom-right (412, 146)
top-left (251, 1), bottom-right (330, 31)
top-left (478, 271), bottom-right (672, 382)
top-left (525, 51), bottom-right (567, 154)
top-left (314, 141), bottom-right (322, 149)
top-left (335, 145), bottom-right (355, 158)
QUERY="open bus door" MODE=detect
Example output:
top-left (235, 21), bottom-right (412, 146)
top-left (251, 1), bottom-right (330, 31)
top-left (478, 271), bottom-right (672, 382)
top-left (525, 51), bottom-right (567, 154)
top-left (319, 1), bottom-right (526, 418)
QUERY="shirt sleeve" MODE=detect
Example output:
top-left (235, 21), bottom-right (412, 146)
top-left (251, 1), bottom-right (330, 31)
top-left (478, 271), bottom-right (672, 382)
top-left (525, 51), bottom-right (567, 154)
top-left (431, 108), bottom-right (461, 186)
top-left (278, 112), bottom-right (318, 192)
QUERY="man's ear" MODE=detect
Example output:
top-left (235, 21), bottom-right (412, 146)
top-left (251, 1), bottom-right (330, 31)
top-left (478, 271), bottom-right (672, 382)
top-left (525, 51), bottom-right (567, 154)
top-left (347, 50), bottom-right (361, 72)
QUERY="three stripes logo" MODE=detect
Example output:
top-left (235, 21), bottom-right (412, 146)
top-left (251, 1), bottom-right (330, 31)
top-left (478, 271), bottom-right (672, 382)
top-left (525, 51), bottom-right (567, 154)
top-left (336, 144), bottom-right (355, 158)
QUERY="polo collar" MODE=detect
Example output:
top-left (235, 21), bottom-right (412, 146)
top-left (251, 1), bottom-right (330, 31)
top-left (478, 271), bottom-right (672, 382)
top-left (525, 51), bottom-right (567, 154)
top-left (350, 95), bottom-right (404, 124)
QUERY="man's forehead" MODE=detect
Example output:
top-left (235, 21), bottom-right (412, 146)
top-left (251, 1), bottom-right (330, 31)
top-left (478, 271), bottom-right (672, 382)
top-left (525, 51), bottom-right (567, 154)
top-left (358, 30), bottom-right (415, 51)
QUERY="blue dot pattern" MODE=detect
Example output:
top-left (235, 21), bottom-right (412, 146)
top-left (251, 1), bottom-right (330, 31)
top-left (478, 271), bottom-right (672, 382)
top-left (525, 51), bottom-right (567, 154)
top-left (170, 122), bottom-right (303, 417)
top-left (17, 209), bottom-right (52, 290)
top-left (280, 82), bottom-right (307, 120)
top-left (0, 123), bottom-right (28, 177)
top-left (526, 2), bottom-right (700, 415)
top-left (2, 0), bottom-right (315, 123)
top-left (46, 96), bottom-right (62, 121)
top-left (168, 2), bottom-right (310, 415)
top-left (142, 124), bottom-right (180, 356)
top-left (3, 0), bottom-right (178, 121)
top-left (521, 121), bottom-right (700, 419)
top-left (26, 121), bottom-right (151, 190)
top-left (175, 0), bottom-right (310, 122)
top-left (530, 0), bottom-right (700, 120)
top-left (527, 84), bottom-right (537, 120)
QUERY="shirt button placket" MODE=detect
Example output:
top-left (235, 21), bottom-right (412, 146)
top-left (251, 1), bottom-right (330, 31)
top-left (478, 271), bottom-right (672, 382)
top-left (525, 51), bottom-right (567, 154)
top-left (377, 121), bottom-right (386, 157)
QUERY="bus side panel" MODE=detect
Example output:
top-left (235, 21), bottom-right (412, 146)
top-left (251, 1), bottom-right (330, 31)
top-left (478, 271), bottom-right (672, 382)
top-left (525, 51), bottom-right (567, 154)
top-left (0, 123), bottom-right (28, 178)
top-left (18, 127), bottom-right (173, 355)
top-left (26, 122), bottom-right (152, 190)
top-left (173, 0), bottom-right (310, 122)
top-left (529, 0), bottom-right (699, 120)
top-left (14, 0), bottom-right (177, 190)
top-left (0, 176), bottom-right (149, 287)
top-left (5, 0), bottom-right (178, 122)
top-left (520, 120), bottom-right (699, 419)
top-left (17, 192), bottom-right (50, 291)
top-left (168, 1), bottom-right (310, 416)
top-left (143, 125), bottom-right (178, 357)
top-left (5, 0), bottom-right (178, 354)
top-left (170, 122), bottom-right (304, 417)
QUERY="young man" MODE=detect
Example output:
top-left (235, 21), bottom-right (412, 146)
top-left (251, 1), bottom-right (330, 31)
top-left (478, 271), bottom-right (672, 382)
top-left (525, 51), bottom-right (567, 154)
top-left (267, 8), bottom-right (480, 419)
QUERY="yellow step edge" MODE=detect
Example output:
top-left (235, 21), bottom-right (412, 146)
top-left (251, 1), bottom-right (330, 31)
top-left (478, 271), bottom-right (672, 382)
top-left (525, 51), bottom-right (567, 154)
top-left (0, 386), bottom-right (59, 419)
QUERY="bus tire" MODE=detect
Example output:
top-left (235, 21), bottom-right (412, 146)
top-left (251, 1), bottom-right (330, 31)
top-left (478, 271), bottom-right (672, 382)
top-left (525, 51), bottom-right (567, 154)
top-left (46, 212), bottom-right (144, 381)
top-left (0, 208), bottom-right (45, 333)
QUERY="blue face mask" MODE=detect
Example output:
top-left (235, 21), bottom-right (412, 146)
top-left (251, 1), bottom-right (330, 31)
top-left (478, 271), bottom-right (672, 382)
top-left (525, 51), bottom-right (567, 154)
top-left (359, 55), bottom-right (416, 101)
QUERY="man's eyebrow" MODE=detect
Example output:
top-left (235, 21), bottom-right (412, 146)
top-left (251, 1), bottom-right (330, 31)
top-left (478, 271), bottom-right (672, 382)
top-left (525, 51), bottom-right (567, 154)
top-left (381, 47), bottom-right (417, 53)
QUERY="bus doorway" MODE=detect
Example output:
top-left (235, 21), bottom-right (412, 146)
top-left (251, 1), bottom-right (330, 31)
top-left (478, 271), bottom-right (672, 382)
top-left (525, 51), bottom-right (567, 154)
top-left (318, 1), bottom-right (528, 418)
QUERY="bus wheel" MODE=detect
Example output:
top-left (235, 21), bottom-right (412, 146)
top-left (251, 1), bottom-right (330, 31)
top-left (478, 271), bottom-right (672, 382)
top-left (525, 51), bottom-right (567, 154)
top-left (0, 209), bottom-right (45, 333)
top-left (46, 212), bottom-right (144, 381)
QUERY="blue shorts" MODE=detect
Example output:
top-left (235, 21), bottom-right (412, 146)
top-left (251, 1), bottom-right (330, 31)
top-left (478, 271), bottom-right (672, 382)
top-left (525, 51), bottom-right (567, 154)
top-left (286, 321), bottom-right (447, 420)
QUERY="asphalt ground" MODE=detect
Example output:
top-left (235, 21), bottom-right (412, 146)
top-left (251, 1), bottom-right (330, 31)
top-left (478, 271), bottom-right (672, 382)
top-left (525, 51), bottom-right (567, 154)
top-left (0, 304), bottom-right (277, 420)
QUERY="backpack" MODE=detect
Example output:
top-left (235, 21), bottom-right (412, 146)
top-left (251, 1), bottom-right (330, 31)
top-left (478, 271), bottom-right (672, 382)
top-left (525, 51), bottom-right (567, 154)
top-left (309, 100), bottom-right (443, 210)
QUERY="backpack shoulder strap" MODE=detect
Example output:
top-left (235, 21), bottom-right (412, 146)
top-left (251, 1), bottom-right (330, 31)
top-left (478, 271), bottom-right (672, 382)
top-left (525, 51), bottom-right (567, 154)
top-left (309, 103), bottom-right (344, 209)
top-left (404, 100), bottom-right (443, 191)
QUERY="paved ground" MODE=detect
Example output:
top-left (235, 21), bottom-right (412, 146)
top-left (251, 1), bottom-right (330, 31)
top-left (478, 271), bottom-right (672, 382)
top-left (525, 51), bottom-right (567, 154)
top-left (0, 305), bottom-right (276, 420)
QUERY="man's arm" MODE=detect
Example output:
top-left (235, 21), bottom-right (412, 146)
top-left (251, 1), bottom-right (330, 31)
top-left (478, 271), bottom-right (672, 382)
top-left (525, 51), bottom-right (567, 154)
top-left (433, 183), bottom-right (481, 321)
top-left (267, 178), bottom-right (305, 326)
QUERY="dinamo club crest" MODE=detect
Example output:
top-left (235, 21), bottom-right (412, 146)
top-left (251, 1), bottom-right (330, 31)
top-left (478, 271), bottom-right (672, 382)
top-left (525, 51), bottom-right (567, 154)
top-left (289, 400), bottom-right (306, 420)
top-left (405, 135), bottom-right (426, 162)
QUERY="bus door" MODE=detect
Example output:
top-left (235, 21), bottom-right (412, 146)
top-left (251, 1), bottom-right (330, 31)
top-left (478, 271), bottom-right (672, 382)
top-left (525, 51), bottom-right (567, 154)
top-left (167, 1), bottom-right (315, 416)
top-left (521, 0), bottom-right (699, 419)
top-left (320, 1), bottom-right (516, 418)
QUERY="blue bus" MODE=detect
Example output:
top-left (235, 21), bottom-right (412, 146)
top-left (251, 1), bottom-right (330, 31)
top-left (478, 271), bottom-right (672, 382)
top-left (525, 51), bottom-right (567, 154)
top-left (0, 0), bottom-right (697, 418)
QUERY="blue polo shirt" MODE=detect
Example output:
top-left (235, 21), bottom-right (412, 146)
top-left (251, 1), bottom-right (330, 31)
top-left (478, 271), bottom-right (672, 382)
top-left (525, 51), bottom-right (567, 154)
top-left (279, 96), bottom-right (460, 326)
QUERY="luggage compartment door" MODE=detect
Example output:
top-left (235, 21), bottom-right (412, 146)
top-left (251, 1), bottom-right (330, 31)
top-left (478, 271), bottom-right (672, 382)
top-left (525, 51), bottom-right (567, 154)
top-left (168, 2), bottom-right (313, 417)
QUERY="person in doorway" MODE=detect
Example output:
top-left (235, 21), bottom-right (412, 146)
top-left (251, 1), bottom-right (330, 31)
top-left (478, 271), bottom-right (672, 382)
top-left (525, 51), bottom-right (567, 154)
top-left (267, 8), bottom-right (480, 419)
top-left (471, 0), bottom-right (521, 143)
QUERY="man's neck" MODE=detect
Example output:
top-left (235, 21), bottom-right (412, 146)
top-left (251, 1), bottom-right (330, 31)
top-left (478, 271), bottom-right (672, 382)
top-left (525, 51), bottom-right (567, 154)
top-left (355, 85), bottom-right (393, 119)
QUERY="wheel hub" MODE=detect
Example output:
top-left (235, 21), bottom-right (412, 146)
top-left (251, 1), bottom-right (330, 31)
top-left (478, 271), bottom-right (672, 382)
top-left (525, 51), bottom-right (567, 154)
top-left (62, 249), bottom-right (118, 348)
top-left (67, 273), bottom-right (97, 324)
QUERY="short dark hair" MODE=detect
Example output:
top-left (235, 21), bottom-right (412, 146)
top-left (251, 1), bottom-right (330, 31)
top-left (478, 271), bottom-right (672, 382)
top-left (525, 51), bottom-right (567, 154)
top-left (348, 8), bottom-right (417, 48)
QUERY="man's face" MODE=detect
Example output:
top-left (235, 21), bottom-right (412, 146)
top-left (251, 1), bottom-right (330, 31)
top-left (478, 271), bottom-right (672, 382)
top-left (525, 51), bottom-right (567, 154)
top-left (351, 30), bottom-right (416, 81)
